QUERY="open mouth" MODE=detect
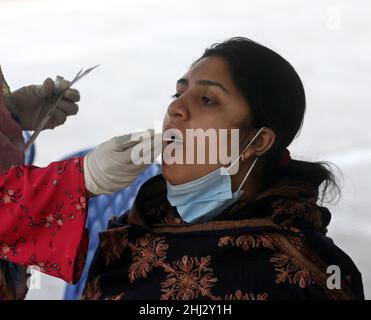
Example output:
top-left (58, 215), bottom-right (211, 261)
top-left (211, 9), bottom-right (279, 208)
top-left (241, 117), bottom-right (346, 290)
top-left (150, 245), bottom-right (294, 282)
top-left (163, 130), bottom-right (183, 145)
top-left (164, 136), bottom-right (182, 145)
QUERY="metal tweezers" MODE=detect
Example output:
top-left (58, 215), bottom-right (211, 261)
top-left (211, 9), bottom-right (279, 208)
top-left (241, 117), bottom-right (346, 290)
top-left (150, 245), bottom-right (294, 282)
top-left (24, 64), bottom-right (100, 151)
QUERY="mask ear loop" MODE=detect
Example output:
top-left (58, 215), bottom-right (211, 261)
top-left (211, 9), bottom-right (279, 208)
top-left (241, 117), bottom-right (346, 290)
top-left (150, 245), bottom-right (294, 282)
top-left (236, 157), bottom-right (259, 192)
top-left (226, 127), bottom-right (266, 173)
top-left (225, 126), bottom-right (265, 191)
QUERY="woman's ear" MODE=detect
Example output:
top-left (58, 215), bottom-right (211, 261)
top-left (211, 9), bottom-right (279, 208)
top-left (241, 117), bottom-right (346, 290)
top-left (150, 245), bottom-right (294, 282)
top-left (241, 127), bottom-right (276, 160)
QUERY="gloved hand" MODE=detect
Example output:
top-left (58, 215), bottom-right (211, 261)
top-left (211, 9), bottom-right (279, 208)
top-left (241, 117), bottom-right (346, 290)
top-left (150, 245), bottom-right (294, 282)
top-left (84, 129), bottom-right (162, 195)
top-left (12, 77), bottom-right (80, 130)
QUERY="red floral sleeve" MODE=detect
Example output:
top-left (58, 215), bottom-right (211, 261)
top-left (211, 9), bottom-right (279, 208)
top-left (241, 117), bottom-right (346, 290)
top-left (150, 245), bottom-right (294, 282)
top-left (0, 157), bottom-right (89, 284)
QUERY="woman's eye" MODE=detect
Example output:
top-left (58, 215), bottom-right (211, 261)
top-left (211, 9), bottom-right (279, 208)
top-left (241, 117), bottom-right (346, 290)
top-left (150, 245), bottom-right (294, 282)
top-left (201, 96), bottom-right (216, 105)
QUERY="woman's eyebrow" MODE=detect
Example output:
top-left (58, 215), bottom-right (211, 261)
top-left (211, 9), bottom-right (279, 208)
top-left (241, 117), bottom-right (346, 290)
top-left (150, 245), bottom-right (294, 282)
top-left (176, 78), bottom-right (188, 86)
top-left (176, 78), bottom-right (228, 94)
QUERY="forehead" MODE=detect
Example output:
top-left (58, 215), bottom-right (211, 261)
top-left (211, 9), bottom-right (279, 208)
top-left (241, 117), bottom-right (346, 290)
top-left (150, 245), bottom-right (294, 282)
top-left (181, 56), bottom-right (234, 89)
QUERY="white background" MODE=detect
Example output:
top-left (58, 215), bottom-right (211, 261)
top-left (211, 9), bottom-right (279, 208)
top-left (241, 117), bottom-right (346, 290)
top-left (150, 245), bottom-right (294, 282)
top-left (0, 0), bottom-right (370, 299)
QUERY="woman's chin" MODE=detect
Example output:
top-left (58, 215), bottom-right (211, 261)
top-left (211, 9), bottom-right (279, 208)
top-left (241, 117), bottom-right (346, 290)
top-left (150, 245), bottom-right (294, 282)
top-left (162, 162), bottom-right (221, 185)
top-left (161, 163), bottom-right (192, 185)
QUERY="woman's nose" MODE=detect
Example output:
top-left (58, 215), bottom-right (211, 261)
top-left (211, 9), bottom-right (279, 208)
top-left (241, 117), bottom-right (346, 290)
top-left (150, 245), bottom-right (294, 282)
top-left (167, 98), bottom-right (190, 121)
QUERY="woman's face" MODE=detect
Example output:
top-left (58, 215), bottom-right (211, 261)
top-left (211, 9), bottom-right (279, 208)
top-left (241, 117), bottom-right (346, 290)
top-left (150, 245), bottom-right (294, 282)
top-left (162, 56), bottom-right (254, 186)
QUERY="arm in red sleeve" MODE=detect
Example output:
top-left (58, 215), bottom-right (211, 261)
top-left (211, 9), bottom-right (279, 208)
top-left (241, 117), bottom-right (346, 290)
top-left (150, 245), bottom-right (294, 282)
top-left (0, 157), bottom-right (89, 284)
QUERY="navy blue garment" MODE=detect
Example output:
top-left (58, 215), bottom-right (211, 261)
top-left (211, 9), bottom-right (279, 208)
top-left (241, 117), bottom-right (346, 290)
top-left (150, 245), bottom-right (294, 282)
top-left (80, 174), bottom-right (364, 300)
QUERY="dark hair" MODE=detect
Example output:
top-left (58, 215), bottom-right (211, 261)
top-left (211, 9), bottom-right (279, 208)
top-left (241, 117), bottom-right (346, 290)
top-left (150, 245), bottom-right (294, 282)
top-left (194, 37), bottom-right (341, 203)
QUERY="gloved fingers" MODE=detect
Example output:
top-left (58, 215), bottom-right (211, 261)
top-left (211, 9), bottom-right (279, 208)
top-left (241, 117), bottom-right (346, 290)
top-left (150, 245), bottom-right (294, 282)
top-left (53, 110), bottom-right (67, 127)
top-left (63, 88), bottom-right (80, 102)
top-left (111, 129), bottom-right (155, 152)
top-left (43, 77), bottom-right (79, 101)
top-left (54, 78), bottom-right (80, 102)
top-left (84, 131), bottom-right (159, 195)
top-left (100, 171), bottom-right (146, 186)
top-left (44, 110), bottom-right (67, 129)
top-left (56, 100), bottom-right (79, 116)
top-left (115, 132), bottom-right (155, 161)
top-left (127, 133), bottom-right (162, 165)
top-left (130, 129), bottom-right (155, 142)
top-left (35, 78), bottom-right (55, 98)
top-left (109, 134), bottom-right (138, 152)
top-left (132, 133), bottom-right (162, 162)
top-left (54, 78), bottom-right (71, 93)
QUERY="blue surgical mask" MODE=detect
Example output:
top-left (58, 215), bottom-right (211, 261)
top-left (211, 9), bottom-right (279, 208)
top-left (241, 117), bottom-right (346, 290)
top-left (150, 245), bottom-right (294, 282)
top-left (166, 127), bottom-right (265, 223)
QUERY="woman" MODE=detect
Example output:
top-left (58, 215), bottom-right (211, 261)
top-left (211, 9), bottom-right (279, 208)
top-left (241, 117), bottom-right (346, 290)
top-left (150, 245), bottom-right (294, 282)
top-left (82, 37), bottom-right (364, 300)
top-left (3, 38), bottom-right (365, 300)
top-left (0, 66), bottom-right (160, 299)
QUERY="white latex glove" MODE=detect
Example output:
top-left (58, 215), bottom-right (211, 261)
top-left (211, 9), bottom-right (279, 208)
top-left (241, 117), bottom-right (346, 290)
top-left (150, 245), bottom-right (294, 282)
top-left (84, 129), bottom-right (162, 195)
top-left (12, 77), bottom-right (80, 130)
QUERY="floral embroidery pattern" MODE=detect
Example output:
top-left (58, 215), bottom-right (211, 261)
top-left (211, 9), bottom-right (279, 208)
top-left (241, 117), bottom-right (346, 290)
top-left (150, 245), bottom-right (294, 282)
top-left (0, 152), bottom-right (88, 287)
top-left (105, 293), bottom-right (125, 300)
top-left (128, 234), bottom-right (169, 283)
top-left (100, 228), bottom-right (129, 266)
top-left (220, 290), bottom-right (268, 300)
top-left (75, 196), bottom-right (86, 212)
top-left (0, 188), bottom-right (22, 207)
top-left (73, 157), bottom-right (84, 173)
top-left (270, 252), bottom-right (314, 288)
top-left (27, 254), bottom-right (62, 276)
top-left (159, 255), bottom-right (218, 300)
top-left (0, 238), bottom-right (26, 260)
top-left (285, 234), bottom-right (330, 280)
top-left (82, 277), bottom-right (102, 300)
top-left (218, 233), bottom-right (275, 251)
top-left (82, 277), bottom-right (125, 300)
top-left (272, 198), bottom-right (325, 231)
top-left (22, 205), bottom-right (67, 231)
